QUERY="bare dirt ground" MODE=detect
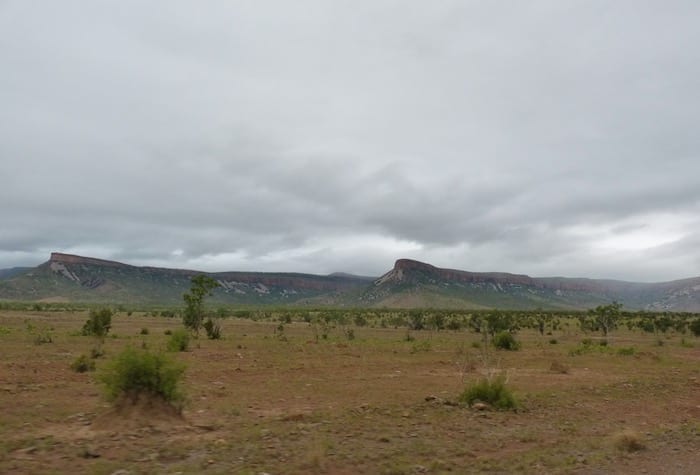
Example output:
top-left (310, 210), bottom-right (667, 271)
top-left (0, 311), bottom-right (698, 474)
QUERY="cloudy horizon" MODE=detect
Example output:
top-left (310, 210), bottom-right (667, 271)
top-left (2, 1), bottom-right (700, 283)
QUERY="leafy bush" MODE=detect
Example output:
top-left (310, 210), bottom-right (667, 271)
top-left (82, 308), bottom-right (113, 338)
top-left (100, 347), bottom-right (185, 407)
top-left (492, 331), bottom-right (521, 351)
top-left (459, 374), bottom-right (517, 410)
top-left (166, 329), bottom-right (190, 352)
top-left (70, 354), bottom-right (96, 373)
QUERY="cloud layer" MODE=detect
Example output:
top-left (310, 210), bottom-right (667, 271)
top-left (2, 1), bottom-right (699, 281)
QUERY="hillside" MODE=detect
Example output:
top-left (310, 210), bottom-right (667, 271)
top-left (2, 253), bottom-right (700, 311)
top-left (0, 253), bottom-right (371, 305)
top-left (360, 259), bottom-right (700, 311)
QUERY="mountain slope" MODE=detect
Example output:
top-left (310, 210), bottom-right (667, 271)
top-left (2, 254), bottom-right (700, 311)
top-left (360, 259), bottom-right (700, 311)
top-left (0, 253), bottom-right (371, 305)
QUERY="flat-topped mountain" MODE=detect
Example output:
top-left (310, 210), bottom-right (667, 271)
top-left (1, 253), bottom-right (700, 311)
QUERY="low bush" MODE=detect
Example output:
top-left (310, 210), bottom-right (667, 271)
top-left (492, 331), bottom-right (521, 351)
top-left (617, 346), bottom-right (636, 356)
top-left (70, 354), bottom-right (96, 373)
top-left (459, 374), bottom-right (517, 410)
top-left (167, 329), bottom-right (190, 352)
top-left (100, 347), bottom-right (185, 408)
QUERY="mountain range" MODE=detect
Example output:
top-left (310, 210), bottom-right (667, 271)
top-left (1, 252), bottom-right (700, 311)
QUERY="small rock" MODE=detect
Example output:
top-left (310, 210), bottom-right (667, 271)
top-left (473, 402), bottom-right (489, 411)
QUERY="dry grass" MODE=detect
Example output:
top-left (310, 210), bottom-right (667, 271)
top-left (612, 429), bottom-right (646, 452)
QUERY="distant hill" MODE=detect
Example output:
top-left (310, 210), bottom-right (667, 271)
top-left (0, 253), bottom-right (372, 305)
top-left (0, 267), bottom-right (31, 280)
top-left (1, 253), bottom-right (700, 311)
top-left (360, 259), bottom-right (700, 311)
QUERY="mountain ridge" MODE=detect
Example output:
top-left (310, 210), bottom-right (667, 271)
top-left (2, 253), bottom-right (700, 311)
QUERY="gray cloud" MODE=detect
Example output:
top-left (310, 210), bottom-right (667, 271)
top-left (1, 1), bottom-right (700, 282)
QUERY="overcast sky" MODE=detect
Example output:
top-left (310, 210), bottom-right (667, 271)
top-left (2, 1), bottom-right (700, 282)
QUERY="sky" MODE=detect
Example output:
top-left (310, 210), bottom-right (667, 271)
top-left (1, 1), bottom-right (700, 282)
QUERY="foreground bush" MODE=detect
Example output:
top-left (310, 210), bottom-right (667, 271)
top-left (100, 347), bottom-right (185, 408)
top-left (459, 374), bottom-right (517, 410)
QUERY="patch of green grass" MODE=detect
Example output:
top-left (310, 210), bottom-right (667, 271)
top-left (459, 374), bottom-right (517, 410)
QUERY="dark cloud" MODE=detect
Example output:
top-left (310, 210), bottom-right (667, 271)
top-left (1, 1), bottom-right (699, 282)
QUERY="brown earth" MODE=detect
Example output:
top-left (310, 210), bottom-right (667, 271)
top-left (0, 311), bottom-right (698, 474)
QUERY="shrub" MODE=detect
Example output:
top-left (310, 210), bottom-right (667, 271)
top-left (140, 327), bottom-right (149, 335)
top-left (203, 317), bottom-right (221, 340)
top-left (459, 374), bottom-right (517, 410)
top-left (548, 338), bottom-right (558, 345)
top-left (617, 346), bottom-right (636, 356)
top-left (612, 430), bottom-right (645, 452)
top-left (690, 319), bottom-right (700, 337)
top-left (82, 308), bottom-right (113, 338)
top-left (167, 329), bottom-right (190, 352)
top-left (100, 347), bottom-right (185, 407)
top-left (70, 354), bottom-right (96, 373)
top-left (492, 331), bottom-right (521, 351)
top-left (164, 329), bottom-right (173, 335)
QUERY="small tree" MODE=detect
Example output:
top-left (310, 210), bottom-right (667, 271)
top-left (182, 275), bottom-right (220, 337)
top-left (589, 301), bottom-right (623, 337)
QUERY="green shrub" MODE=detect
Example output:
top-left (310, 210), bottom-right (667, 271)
top-left (167, 329), bottom-right (190, 352)
top-left (100, 347), bottom-right (185, 407)
top-left (459, 374), bottom-right (517, 410)
top-left (82, 308), bottom-right (113, 338)
top-left (617, 346), bottom-right (636, 356)
top-left (492, 331), bottom-right (521, 351)
top-left (164, 329), bottom-right (172, 335)
top-left (548, 338), bottom-right (558, 345)
top-left (140, 327), bottom-right (149, 335)
top-left (70, 354), bottom-right (96, 373)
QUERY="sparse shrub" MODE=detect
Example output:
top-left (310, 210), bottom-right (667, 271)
top-left (167, 329), bottom-right (190, 352)
top-left (459, 374), bottom-right (517, 410)
top-left (410, 340), bottom-right (431, 353)
top-left (344, 328), bottom-right (355, 340)
top-left (353, 314), bottom-right (368, 327)
top-left (471, 341), bottom-right (481, 349)
top-left (617, 346), bottom-right (635, 356)
top-left (140, 327), bottom-right (149, 335)
top-left (71, 354), bottom-right (96, 373)
top-left (548, 338), bottom-right (558, 345)
top-left (164, 329), bottom-right (172, 335)
top-left (274, 323), bottom-right (287, 342)
top-left (99, 347), bottom-right (185, 408)
top-left (90, 346), bottom-right (105, 359)
top-left (598, 339), bottom-right (608, 347)
top-left (82, 308), bottom-right (113, 338)
top-left (680, 338), bottom-right (694, 348)
top-left (612, 430), bottom-right (645, 452)
top-left (25, 320), bottom-right (53, 344)
top-left (493, 331), bottom-right (521, 351)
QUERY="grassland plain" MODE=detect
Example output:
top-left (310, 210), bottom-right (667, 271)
top-left (0, 310), bottom-right (698, 474)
